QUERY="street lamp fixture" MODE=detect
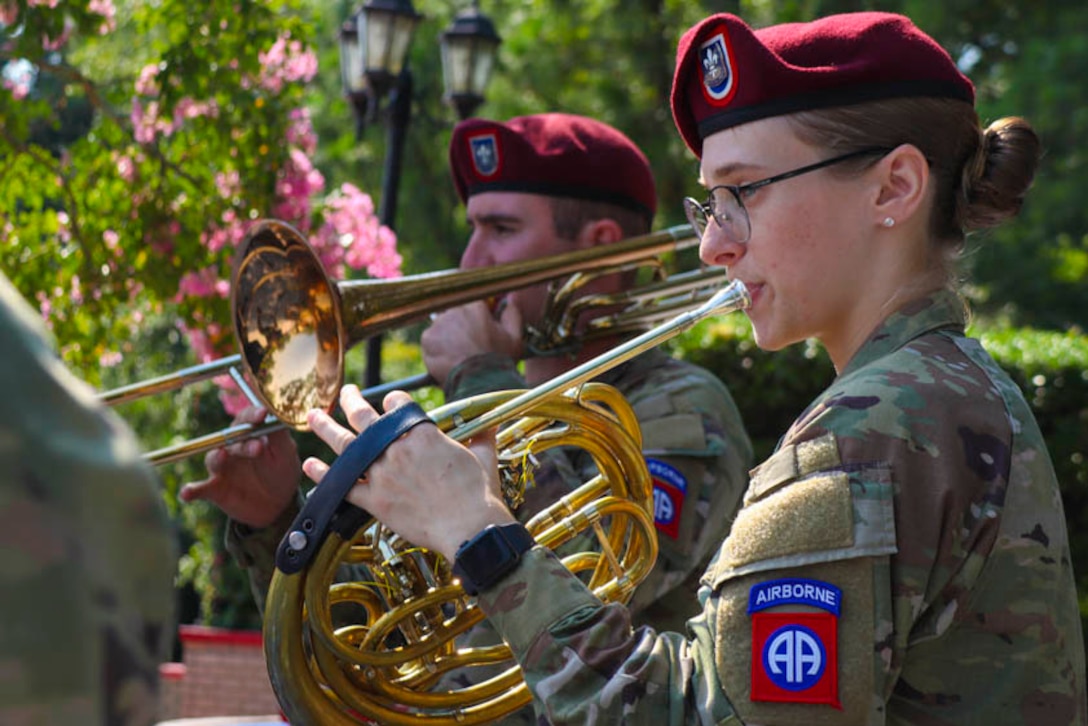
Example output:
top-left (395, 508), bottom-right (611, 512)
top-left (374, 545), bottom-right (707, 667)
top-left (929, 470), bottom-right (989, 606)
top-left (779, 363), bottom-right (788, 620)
top-left (338, 15), bottom-right (368, 128)
top-left (339, 0), bottom-right (423, 128)
top-left (357, 0), bottom-right (423, 99)
top-left (337, 1), bottom-right (501, 386)
top-left (440, 2), bottom-right (502, 121)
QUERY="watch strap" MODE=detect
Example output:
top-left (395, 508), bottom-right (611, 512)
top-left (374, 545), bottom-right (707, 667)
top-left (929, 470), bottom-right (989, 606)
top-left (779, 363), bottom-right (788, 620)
top-left (453, 522), bottom-right (535, 596)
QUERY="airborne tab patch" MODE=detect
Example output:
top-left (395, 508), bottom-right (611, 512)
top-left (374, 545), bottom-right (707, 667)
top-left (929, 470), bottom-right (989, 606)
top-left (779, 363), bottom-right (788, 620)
top-left (748, 578), bottom-right (841, 708)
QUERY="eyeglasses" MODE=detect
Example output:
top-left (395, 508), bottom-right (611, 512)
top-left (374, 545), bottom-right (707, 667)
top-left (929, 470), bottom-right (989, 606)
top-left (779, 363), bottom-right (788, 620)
top-left (682, 147), bottom-right (893, 243)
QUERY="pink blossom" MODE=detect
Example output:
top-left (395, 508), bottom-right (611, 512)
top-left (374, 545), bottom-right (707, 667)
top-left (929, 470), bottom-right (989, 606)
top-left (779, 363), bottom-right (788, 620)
top-left (100, 350), bottom-right (123, 367)
top-left (173, 97), bottom-right (218, 126)
top-left (116, 154), bottom-right (136, 182)
top-left (27, 0), bottom-right (58, 7)
top-left (311, 184), bottom-right (402, 281)
top-left (257, 34), bottom-right (318, 93)
top-left (102, 229), bottom-right (121, 257)
top-left (175, 267), bottom-right (229, 301)
top-left (214, 170), bottom-right (240, 199)
top-left (42, 18), bottom-right (74, 51)
top-left (0, 5), bottom-right (19, 26)
top-left (178, 320), bottom-right (224, 364)
top-left (135, 64), bottom-right (160, 97)
top-left (286, 108), bottom-right (317, 156)
top-left (88, 0), bottom-right (116, 33)
top-left (216, 377), bottom-right (251, 417)
top-left (70, 274), bottom-right (83, 305)
top-left (200, 216), bottom-right (246, 254)
top-left (3, 77), bottom-right (29, 100)
top-left (36, 291), bottom-right (52, 322)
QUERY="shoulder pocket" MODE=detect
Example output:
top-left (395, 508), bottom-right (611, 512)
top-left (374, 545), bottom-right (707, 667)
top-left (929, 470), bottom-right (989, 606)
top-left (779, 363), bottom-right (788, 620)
top-left (706, 434), bottom-right (898, 589)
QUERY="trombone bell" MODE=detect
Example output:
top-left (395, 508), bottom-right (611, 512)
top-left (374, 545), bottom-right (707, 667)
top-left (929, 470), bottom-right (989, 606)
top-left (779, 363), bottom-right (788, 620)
top-left (231, 220), bottom-right (344, 429)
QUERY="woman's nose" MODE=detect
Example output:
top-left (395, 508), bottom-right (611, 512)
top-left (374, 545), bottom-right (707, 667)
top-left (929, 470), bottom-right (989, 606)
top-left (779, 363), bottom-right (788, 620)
top-left (698, 223), bottom-right (746, 268)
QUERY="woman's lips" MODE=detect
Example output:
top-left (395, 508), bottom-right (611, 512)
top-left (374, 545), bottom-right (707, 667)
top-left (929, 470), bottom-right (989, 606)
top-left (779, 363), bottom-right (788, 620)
top-left (742, 281), bottom-right (764, 309)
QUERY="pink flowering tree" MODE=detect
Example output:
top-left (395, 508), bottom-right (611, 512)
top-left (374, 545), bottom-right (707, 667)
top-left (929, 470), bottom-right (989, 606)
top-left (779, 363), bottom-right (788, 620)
top-left (1, 0), bottom-right (401, 625)
top-left (1, 1), bottom-right (400, 391)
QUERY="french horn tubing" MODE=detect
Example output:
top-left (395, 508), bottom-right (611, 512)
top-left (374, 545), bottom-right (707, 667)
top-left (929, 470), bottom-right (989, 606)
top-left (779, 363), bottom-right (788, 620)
top-left (262, 278), bottom-right (751, 724)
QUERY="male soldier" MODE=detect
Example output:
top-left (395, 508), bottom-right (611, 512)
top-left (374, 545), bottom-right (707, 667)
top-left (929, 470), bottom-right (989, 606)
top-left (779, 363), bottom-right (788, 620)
top-left (0, 272), bottom-right (176, 725)
top-left (182, 114), bottom-right (751, 646)
top-left (420, 113), bottom-right (753, 628)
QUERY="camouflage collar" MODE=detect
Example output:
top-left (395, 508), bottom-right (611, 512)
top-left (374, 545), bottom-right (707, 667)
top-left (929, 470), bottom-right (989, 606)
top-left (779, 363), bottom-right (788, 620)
top-left (838, 289), bottom-right (967, 377)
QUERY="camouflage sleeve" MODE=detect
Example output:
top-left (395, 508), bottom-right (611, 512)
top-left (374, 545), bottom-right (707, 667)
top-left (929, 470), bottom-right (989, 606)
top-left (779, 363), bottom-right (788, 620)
top-left (479, 547), bottom-right (742, 725)
top-left (0, 275), bottom-right (177, 726)
top-left (444, 351), bottom-right (526, 401)
top-left (223, 494), bottom-right (302, 615)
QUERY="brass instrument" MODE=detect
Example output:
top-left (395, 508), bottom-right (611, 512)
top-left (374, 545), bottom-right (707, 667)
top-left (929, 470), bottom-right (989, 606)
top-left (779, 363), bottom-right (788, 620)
top-left (262, 280), bottom-right (750, 725)
top-left (99, 219), bottom-right (721, 465)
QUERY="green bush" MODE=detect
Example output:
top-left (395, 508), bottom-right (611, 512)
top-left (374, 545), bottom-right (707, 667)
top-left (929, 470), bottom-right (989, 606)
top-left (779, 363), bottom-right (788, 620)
top-left (669, 315), bottom-right (1088, 647)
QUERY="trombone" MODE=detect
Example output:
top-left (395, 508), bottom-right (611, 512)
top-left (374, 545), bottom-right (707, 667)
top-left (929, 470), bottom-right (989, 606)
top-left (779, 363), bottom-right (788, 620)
top-left (100, 219), bottom-right (722, 465)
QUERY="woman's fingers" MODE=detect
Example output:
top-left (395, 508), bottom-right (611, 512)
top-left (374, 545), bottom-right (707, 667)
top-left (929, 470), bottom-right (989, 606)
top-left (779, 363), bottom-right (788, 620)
top-left (383, 389), bottom-right (415, 411)
top-left (341, 384), bottom-right (380, 433)
top-left (301, 456), bottom-right (330, 484)
top-left (307, 408), bottom-right (358, 455)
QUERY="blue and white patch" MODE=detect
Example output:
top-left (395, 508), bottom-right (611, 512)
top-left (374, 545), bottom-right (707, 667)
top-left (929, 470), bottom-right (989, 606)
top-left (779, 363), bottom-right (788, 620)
top-left (748, 578), bottom-right (843, 616)
top-left (647, 458), bottom-right (687, 539)
top-left (469, 133), bottom-right (500, 177)
top-left (699, 31), bottom-right (736, 104)
top-left (762, 623), bottom-right (828, 691)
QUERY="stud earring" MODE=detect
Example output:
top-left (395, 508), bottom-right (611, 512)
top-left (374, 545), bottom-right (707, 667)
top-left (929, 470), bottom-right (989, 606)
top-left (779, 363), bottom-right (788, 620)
top-left (882, 217), bottom-right (896, 228)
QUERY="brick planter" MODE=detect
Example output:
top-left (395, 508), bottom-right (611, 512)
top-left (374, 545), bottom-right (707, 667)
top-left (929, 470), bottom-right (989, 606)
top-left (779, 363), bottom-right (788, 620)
top-left (157, 625), bottom-right (283, 721)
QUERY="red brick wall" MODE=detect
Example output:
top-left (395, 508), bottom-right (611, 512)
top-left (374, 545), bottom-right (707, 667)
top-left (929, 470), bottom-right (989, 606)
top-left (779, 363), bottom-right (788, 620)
top-left (158, 625), bottom-right (283, 721)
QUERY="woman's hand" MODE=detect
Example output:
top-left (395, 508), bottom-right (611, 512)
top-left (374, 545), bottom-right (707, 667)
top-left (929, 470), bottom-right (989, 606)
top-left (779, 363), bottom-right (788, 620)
top-left (302, 384), bottom-right (515, 561)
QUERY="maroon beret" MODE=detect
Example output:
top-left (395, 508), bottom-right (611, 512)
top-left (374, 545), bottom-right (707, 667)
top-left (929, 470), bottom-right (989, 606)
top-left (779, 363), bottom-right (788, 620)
top-left (449, 113), bottom-right (657, 219)
top-left (670, 12), bottom-right (975, 157)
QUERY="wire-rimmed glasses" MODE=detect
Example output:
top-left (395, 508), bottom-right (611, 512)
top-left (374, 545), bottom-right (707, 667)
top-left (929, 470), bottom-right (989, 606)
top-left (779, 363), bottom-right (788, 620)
top-left (682, 147), bottom-right (893, 243)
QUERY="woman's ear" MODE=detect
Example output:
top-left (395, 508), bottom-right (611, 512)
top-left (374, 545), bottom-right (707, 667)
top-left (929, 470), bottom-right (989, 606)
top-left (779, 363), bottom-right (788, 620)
top-left (873, 144), bottom-right (929, 227)
top-left (575, 218), bottom-right (624, 249)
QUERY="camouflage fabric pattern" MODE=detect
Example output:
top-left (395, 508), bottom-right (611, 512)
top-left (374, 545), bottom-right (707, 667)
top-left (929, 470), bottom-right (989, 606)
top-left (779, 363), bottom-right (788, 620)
top-left (0, 273), bottom-right (177, 726)
top-left (479, 290), bottom-right (1087, 725)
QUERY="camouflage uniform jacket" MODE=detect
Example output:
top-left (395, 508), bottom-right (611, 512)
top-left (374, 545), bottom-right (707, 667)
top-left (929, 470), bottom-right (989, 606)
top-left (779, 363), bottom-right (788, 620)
top-left (0, 274), bottom-right (177, 726)
top-left (478, 290), bottom-right (1087, 725)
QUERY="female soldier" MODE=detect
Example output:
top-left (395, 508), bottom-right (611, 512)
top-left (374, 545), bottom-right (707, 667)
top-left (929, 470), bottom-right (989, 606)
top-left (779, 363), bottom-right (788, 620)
top-left (301, 12), bottom-right (1086, 725)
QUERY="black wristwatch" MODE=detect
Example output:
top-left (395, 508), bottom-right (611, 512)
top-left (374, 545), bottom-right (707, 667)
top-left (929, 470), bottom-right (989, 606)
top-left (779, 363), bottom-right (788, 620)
top-left (452, 522), bottom-right (535, 596)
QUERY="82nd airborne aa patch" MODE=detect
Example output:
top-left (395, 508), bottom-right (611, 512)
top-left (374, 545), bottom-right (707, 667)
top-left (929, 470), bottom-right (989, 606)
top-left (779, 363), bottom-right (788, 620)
top-left (647, 458), bottom-right (687, 540)
top-left (748, 578), bottom-right (842, 708)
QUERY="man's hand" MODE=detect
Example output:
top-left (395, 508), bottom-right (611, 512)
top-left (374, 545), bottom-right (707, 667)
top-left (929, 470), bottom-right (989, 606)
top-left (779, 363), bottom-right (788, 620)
top-left (422, 300), bottom-right (523, 385)
top-left (179, 405), bottom-right (301, 528)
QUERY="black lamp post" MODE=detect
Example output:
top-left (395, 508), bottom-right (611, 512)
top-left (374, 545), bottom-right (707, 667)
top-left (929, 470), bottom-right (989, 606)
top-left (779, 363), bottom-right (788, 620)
top-left (339, 1), bottom-right (501, 388)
